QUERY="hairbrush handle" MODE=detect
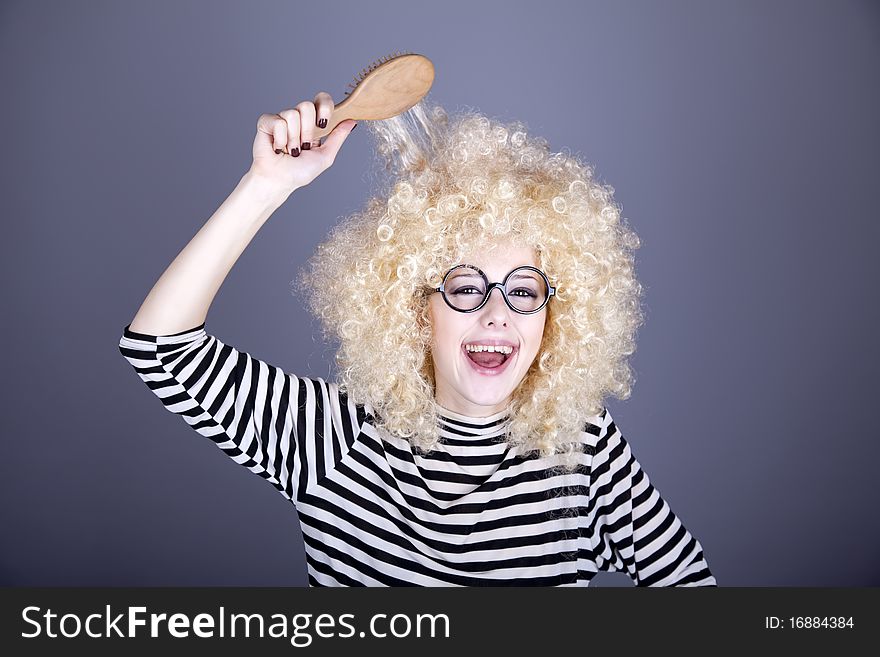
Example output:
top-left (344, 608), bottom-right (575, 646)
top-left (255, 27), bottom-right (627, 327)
top-left (312, 53), bottom-right (435, 140)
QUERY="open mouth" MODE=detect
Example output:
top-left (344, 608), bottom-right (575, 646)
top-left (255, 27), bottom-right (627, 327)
top-left (461, 344), bottom-right (517, 376)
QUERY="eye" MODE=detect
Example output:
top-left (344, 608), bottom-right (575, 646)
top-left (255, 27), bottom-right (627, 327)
top-left (510, 288), bottom-right (537, 297)
top-left (452, 286), bottom-right (483, 295)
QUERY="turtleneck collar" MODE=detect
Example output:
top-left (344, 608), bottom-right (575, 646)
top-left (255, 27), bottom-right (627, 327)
top-left (433, 401), bottom-right (513, 432)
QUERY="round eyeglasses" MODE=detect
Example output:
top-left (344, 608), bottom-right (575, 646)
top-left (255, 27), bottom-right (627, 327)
top-left (430, 264), bottom-right (556, 315)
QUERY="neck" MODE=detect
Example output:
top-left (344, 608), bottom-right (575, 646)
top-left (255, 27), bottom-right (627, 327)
top-left (434, 399), bottom-right (512, 422)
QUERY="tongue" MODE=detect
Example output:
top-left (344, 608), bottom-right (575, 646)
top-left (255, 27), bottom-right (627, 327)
top-left (467, 350), bottom-right (507, 368)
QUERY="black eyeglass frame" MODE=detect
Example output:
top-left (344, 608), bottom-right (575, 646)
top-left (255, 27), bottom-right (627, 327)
top-left (430, 264), bottom-right (557, 315)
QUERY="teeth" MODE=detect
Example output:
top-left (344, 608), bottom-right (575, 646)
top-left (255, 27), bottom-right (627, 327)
top-left (465, 344), bottom-right (513, 355)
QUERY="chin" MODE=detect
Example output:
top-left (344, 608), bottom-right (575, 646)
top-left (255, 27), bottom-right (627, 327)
top-left (465, 392), bottom-right (508, 406)
top-left (461, 382), bottom-right (514, 404)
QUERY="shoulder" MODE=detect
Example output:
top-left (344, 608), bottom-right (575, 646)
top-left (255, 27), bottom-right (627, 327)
top-left (579, 406), bottom-right (613, 457)
top-left (317, 378), bottom-right (372, 440)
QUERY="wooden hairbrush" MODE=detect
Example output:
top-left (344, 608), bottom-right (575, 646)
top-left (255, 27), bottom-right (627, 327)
top-left (312, 51), bottom-right (435, 140)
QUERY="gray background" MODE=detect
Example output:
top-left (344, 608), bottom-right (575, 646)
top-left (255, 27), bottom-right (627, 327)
top-left (1, 0), bottom-right (877, 586)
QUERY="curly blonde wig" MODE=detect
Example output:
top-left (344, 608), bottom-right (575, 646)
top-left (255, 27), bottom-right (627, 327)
top-left (293, 98), bottom-right (644, 471)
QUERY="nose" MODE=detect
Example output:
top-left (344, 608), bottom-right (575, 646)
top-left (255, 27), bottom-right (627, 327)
top-left (483, 285), bottom-right (512, 317)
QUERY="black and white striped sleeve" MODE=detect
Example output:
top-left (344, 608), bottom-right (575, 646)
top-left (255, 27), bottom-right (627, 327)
top-left (589, 409), bottom-right (717, 586)
top-left (117, 322), bottom-right (357, 504)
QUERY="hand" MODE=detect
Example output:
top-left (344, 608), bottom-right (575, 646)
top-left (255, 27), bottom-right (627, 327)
top-left (248, 91), bottom-right (357, 195)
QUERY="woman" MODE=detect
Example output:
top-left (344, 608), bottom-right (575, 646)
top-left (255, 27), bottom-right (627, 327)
top-left (119, 92), bottom-right (716, 586)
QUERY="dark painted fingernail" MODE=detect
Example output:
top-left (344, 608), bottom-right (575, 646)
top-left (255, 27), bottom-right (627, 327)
top-left (301, 142), bottom-right (311, 150)
top-left (274, 148), bottom-right (282, 154)
top-left (317, 118), bottom-right (327, 129)
top-left (291, 147), bottom-right (300, 157)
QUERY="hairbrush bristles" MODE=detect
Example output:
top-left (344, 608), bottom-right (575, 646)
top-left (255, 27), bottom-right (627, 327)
top-left (344, 50), bottom-right (415, 96)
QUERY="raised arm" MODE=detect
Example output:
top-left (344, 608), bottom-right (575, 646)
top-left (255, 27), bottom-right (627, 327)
top-left (128, 92), bottom-right (358, 335)
top-left (120, 93), bottom-right (361, 503)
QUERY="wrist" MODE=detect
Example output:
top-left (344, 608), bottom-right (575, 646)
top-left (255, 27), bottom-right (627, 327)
top-left (239, 169), bottom-right (296, 208)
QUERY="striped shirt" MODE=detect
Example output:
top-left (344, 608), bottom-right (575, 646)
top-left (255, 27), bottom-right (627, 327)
top-left (118, 322), bottom-right (717, 587)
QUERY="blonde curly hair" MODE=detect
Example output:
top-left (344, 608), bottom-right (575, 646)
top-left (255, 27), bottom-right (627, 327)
top-left (293, 98), bottom-right (644, 471)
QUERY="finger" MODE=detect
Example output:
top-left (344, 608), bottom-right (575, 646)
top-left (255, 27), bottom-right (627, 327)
top-left (295, 100), bottom-right (317, 150)
top-left (318, 119), bottom-right (357, 162)
top-left (255, 113), bottom-right (288, 156)
top-left (278, 108), bottom-right (301, 156)
top-left (272, 117), bottom-right (287, 154)
top-left (313, 91), bottom-right (334, 131)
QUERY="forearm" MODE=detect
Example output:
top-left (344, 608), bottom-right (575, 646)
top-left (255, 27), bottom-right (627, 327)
top-left (128, 170), bottom-right (292, 335)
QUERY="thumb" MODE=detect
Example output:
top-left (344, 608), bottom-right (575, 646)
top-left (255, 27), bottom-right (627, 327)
top-left (320, 119), bottom-right (358, 159)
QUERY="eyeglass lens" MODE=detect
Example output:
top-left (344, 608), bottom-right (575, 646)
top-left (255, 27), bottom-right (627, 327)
top-left (444, 267), bottom-right (548, 312)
